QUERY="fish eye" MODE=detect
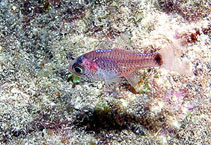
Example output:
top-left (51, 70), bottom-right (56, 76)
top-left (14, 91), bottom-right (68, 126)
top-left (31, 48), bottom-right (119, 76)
top-left (74, 66), bottom-right (83, 73)
top-left (73, 65), bottom-right (83, 74)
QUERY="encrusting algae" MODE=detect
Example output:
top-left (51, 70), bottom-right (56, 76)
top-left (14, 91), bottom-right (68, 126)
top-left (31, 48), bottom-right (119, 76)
top-left (0, 0), bottom-right (210, 144)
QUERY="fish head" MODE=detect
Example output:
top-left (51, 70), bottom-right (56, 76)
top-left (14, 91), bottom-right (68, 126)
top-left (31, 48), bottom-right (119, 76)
top-left (69, 55), bottom-right (99, 81)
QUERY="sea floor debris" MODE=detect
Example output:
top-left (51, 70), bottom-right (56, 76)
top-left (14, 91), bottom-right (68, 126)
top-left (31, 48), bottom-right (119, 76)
top-left (0, 0), bottom-right (210, 144)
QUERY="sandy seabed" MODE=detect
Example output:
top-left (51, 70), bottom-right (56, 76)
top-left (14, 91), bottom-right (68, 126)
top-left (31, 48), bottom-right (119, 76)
top-left (0, 0), bottom-right (210, 144)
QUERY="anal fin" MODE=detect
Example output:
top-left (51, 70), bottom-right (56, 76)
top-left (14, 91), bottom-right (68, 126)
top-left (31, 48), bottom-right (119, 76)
top-left (124, 70), bottom-right (142, 93)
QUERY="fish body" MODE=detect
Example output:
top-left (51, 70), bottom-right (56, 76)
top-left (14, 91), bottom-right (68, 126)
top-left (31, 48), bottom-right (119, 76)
top-left (69, 48), bottom-right (163, 88)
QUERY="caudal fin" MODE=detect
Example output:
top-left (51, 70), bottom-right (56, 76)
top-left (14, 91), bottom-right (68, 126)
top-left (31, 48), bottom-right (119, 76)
top-left (158, 43), bottom-right (192, 76)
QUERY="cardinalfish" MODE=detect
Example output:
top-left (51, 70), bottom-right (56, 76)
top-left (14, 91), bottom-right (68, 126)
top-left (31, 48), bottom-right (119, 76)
top-left (69, 44), bottom-right (191, 91)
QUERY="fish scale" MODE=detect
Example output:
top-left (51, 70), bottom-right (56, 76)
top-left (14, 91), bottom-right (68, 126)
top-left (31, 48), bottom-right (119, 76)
top-left (84, 49), bottom-right (159, 76)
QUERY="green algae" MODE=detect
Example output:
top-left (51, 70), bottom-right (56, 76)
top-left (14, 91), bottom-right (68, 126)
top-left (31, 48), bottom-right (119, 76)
top-left (95, 101), bottom-right (112, 114)
top-left (68, 73), bottom-right (81, 84)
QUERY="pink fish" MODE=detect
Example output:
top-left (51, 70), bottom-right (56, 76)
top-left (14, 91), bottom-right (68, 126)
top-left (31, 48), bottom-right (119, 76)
top-left (69, 44), bottom-right (191, 91)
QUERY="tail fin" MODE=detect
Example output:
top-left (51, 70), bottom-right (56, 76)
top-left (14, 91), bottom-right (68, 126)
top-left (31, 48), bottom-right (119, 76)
top-left (158, 43), bottom-right (193, 76)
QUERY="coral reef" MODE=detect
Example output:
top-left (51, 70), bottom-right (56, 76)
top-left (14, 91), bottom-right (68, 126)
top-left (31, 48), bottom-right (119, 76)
top-left (0, 0), bottom-right (210, 144)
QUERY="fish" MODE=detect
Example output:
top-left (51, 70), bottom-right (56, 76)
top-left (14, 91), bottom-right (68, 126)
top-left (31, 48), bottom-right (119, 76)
top-left (69, 44), bottom-right (192, 91)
